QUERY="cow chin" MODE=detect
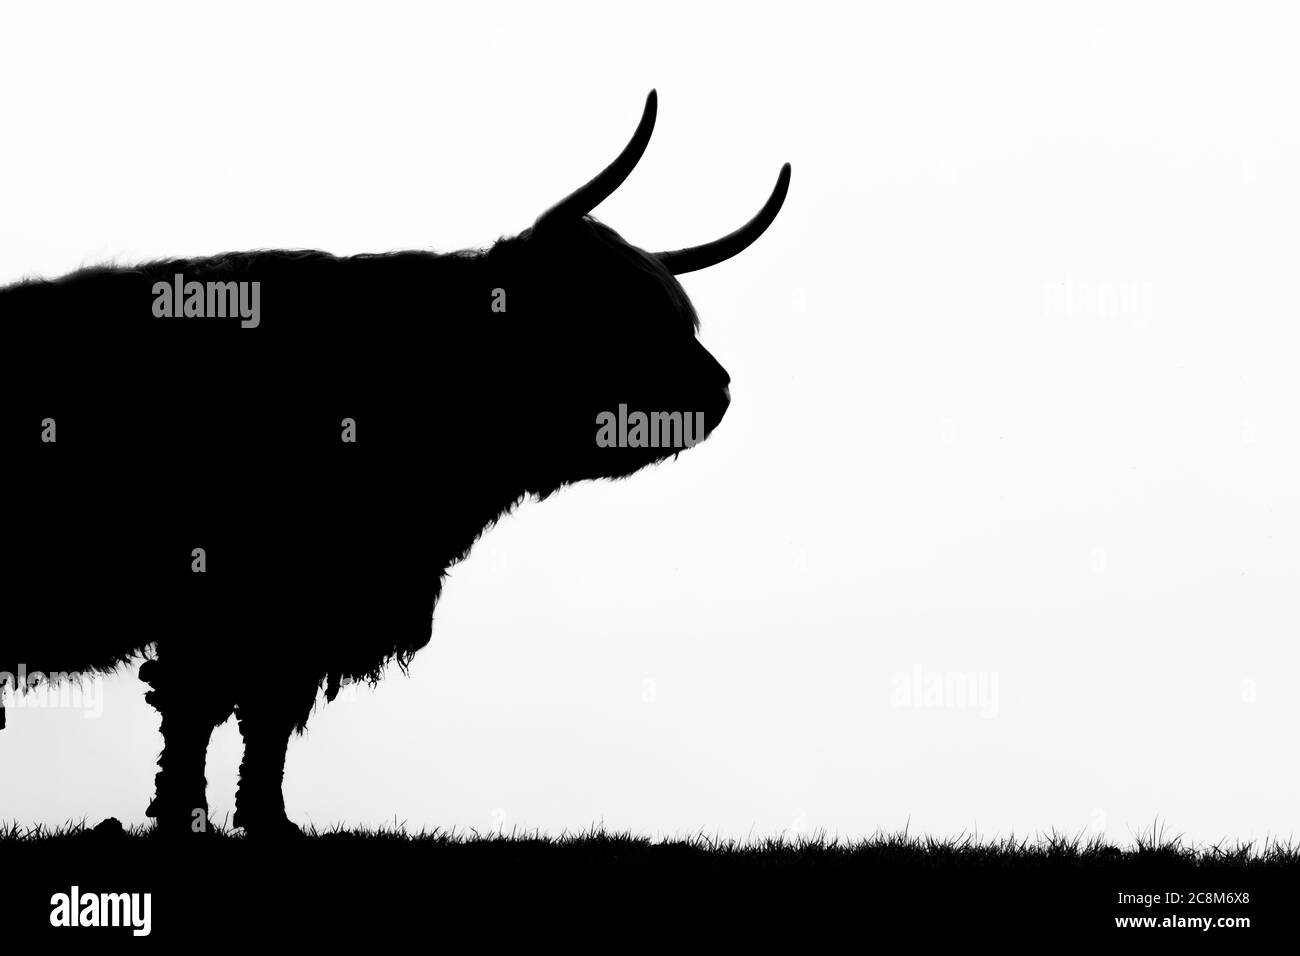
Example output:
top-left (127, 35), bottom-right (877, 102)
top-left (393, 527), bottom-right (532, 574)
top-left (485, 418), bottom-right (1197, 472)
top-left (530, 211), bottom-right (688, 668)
top-left (564, 396), bottom-right (727, 483)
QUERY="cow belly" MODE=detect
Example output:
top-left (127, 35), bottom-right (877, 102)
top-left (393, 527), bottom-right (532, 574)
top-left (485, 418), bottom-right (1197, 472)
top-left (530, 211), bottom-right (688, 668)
top-left (8, 355), bottom-right (437, 668)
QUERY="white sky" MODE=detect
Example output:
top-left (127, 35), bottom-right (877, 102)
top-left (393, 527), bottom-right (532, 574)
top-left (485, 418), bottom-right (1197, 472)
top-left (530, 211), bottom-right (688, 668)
top-left (1, 0), bottom-right (1297, 845)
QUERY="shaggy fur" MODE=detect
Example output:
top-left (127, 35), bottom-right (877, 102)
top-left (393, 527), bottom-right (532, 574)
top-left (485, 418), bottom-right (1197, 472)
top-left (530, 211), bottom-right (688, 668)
top-left (1, 216), bottom-right (732, 832)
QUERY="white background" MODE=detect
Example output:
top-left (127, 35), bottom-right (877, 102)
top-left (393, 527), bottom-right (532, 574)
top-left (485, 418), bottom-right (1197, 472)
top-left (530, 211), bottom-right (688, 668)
top-left (2, 1), bottom-right (1296, 846)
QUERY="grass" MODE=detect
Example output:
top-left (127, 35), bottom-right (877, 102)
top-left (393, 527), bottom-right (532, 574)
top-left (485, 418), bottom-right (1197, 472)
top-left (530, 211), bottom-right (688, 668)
top-left (3, 817), bottom-right (1295, 868)
top-left (3, 817), bottom-right (1295, 941)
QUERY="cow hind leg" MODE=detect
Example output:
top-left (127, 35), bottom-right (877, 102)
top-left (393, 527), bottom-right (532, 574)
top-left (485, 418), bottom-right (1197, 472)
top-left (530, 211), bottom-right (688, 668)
top-left (232, 677), bottom-right (319, 838)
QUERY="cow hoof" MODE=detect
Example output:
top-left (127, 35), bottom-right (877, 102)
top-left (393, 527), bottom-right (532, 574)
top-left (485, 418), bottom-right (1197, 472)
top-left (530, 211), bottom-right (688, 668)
top-left (150, 818), bottom-right (214, 839)
top-left (234, 810), bottom-right (304, 841)
top-left (147, 804), bottom-right (217, 838)
top-left (243, 821), bottom-right (305, 841)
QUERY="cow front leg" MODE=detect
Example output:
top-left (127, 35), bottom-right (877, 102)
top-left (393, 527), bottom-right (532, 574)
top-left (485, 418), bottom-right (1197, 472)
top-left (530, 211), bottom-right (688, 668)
top-left (232, 680), bottom-right (318, 838)
top-left (141, 656), bottom-right (234, 836)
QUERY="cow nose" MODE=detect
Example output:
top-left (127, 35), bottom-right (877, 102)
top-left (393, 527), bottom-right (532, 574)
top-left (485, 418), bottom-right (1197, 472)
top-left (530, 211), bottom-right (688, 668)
top-left (721, 384), bottom-right (731, 406)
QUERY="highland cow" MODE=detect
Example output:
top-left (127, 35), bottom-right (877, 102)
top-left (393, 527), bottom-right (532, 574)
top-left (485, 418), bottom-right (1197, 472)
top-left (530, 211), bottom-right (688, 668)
top-left (0, 91), bottom-right (790, 836)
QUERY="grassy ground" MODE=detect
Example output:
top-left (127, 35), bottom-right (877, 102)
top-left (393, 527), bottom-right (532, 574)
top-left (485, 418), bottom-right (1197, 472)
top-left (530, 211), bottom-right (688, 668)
top-left (2, 819), bottom-right (1295, 941)
top-left (3, 817), bottom-right (1297, 868)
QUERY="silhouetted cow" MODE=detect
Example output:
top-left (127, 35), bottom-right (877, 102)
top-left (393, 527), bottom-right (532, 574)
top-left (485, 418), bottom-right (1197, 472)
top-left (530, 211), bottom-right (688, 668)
top-left (0, 91), bottom-right (789, 835)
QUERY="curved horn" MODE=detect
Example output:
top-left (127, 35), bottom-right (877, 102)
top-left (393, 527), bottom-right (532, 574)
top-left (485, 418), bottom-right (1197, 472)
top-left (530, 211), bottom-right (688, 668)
top-left (657, 163), bottom-right (791, 274)
top-left (535, 90), bottom-right (658, 228)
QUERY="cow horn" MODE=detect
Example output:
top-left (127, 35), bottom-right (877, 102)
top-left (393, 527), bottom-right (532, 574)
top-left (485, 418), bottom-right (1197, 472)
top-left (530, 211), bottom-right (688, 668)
top-left (535, 90), bottom-right (658, 227)
top-left (657, 163), bottom-right (791, 274)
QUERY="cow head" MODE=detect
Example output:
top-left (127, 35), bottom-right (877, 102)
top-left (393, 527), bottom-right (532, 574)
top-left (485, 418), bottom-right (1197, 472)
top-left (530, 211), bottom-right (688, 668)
top-left (493, 91), bottom-right (790, 494)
